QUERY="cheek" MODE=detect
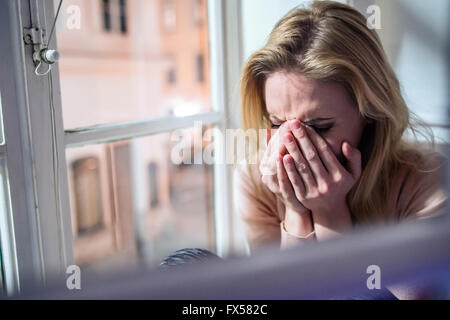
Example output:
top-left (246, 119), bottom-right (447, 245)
top-left (345, 117), bottom-right (366, 147)
top-left (328, 123), bottom-right (365, 153)
top-left (324, 137), bottom-right (345, 163)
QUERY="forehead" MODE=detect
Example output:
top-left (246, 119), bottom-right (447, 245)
top-left (264, 72), bottom-right (351, 120)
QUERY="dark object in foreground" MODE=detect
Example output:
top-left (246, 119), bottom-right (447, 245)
top-left (159, 248), bottom-right (223, 270)
top-left (341, 288), bottom-right (398, 300)
top-left (160, 248), bottom-right (398, 300)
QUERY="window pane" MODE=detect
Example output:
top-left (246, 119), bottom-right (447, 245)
top-left (56, 0), bottom-right (211, 129)
top-left (0, 91), bottom-right (4, 146)
top-left (66, 127), bottom-right (215, 272)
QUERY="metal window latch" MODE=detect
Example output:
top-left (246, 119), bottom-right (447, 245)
top-left (23, 0), bottom-right (63, 76)
top-left (24, 27), bottom-right (60, 66)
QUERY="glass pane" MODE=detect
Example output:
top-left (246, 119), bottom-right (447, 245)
top-left (66, 126), bottom-right (215, 273)
top-left (56, 0), bottom-right (211, 129)
top-left (0, 91), bottom-right (4, 145)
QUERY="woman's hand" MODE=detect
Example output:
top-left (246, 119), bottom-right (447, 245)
top-left (259, 122), bottom-right (289, 194)
top-left (281, 119), bottom-right (361, 223)
top-left (276, 153), bottom-right (310, 215)
top-left (277, 152), bottom-right (312, 238)
top-left (260, 122), bottom-right (312, 238)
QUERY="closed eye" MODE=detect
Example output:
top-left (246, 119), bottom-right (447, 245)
top-left (270, 123), bottom-right (282, 129)
top-left (312, 126), bottom-right (332, 134)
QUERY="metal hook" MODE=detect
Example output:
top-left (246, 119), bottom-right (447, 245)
top-left (34, 61), bottom-right (52, 76)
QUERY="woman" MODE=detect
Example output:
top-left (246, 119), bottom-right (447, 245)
top-left (235, 1), bottom-right (447, 299)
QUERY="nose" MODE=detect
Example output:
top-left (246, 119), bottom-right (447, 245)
top-left (285, 114), bottom-right (297, 121)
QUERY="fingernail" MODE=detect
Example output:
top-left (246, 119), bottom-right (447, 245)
top-left (283, 156), bottom-right (292, 164)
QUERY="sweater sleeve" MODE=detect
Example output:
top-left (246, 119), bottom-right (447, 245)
top-left (233, 164), bottom-right (281, 253)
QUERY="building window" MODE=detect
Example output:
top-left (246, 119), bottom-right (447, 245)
top-left (72, 157), bottom-right (103, 235)
top-left (166, 56), bottom-right (177, 85)
top-left (196, 54), bottom-right (204, 83)
top-left (162, 0), bottom-right (177, 32)
top-left (102, 0), bottom-right (128, 34)
top-left (192, 0), bottom-right (205, 27)
top-left (102, 0), bottom-right (111, 31)
top-left (167, 67), bottom-right (176, 85)
top-left (119, 0), bottom-right (127, 34)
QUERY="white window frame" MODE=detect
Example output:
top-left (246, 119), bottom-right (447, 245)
top-left (1, 0), bottom-right (74, 295)
top-left (0, 0), bottom-right (243, 294)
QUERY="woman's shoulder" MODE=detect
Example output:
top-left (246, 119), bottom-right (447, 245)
top-left (400, 148), bottom-right (446, 183)
top-left (402, 147), bottom-right (446, 167)
top-left (395, 148), bottom-right (447, 221)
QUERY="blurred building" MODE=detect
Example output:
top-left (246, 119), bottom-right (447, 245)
top-left (56, 0), bottom-right (214, 272)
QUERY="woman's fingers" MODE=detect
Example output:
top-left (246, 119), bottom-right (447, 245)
top-left (282, 134), bottom-right (303, 167)
top-left (282, 133), bottom-right (316, 191)
top-left (277, 156), bottom-right (300, 205)
top-left (342, 141), bottom-right (362, 180)
top-left (288, 121), bottom-right (329, 184)
top-left (261, 174), bottom-right (279, 194)
top-left (260, 124), bottom-right (288, 176)
top-left (303, 125), bottom-right (346, 180)
top-left (282, 154), bottom-right (306, 200)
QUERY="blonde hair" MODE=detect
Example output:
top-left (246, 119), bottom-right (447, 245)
top-left (240, 1), bottom-right (436, 224)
